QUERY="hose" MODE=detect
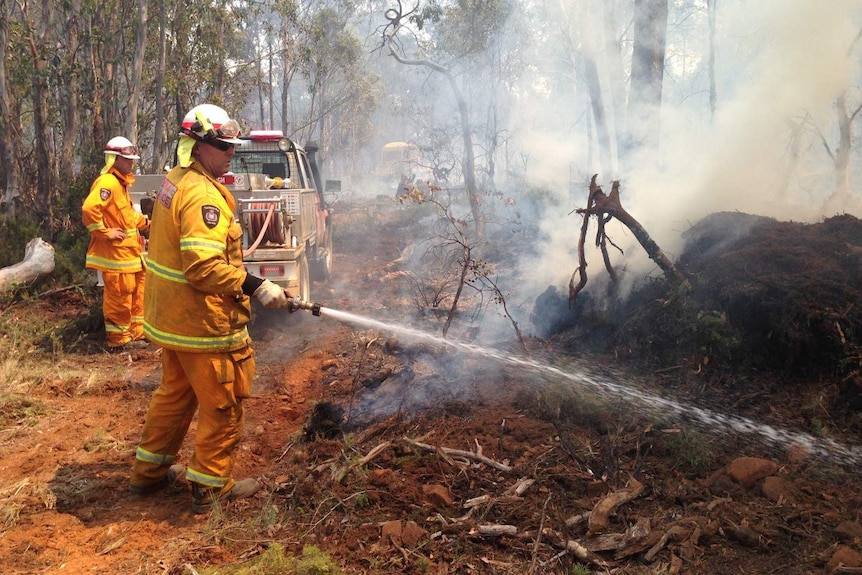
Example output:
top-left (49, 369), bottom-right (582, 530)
top-left (243, 203), bottom-right (286, 257)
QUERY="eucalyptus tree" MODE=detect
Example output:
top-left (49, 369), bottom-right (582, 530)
top-left (135, 0), bottom-right (255, 171)
top-left (625, 0), bottom-right (668, 157)
top-left (815, 28), bottom-right (862, 212)
top-left (15, 0), bottom-right (57, 232)
top-left (300, 7), bottom-right (380, 171)
top-left (238, 0), bottom-right (380, 183)
top-left (240, 0), bottom-right (299, 132)
top-left (0, 0), bottom-right (20, 206)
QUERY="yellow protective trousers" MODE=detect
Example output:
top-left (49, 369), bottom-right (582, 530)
top-left (102, 270), bottom-right (145, 346)
top-left (130, 346), bottom-right (255, 493)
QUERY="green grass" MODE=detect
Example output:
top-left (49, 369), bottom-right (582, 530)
top-left (197, 543), bottom-right (341, 575)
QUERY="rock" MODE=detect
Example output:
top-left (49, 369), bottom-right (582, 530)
top-left (422, 483), bottom-right (454, 508)
top-left (834, 521), bottom-right (862, 542)
top-left (761, 475), bottom-right (795, 504)
top-left (369, 468), bottom-right (397, 487)
top-left (381, 520), bottom-right (403, 547)
top-left (378, 519), bottom-right (425, 548)
top-left (825, 545), bottom-right (862, 574)
top-left (401, 520), bottom-right (426, 547)
top-left (706, 472), bottom-right (740, 497)
top-left (724, 522), bottom-right (762, 547)
top-left (786, 444), bottom-right (812, 464)
top-left (725, 457), bottom-right (779, 488)
top-left (321, 358), bottom-right (339, 370)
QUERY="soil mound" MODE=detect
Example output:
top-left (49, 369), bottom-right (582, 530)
top-left (679, 212), bottom-right (862, 379)
top-left (557, 212), bottom-right (862, 418)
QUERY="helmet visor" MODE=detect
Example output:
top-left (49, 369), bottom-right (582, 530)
top-left (107, 144), bottom-right (140, 159)
top-left (216, 119), bottom-right (243, 143)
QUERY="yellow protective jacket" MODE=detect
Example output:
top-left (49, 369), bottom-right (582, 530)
top-left (82, 168), bottom-right (148, 272)
top-left (143, 163), bottom-right (252, 353)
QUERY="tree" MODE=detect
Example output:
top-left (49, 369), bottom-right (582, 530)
top-left (0, 0), bottom-right (20, 206)
top-left (125, 0), bottom-right (148, 143)
top-left (150, 0), bottom-right (168, 173)
top-left (23, 0), bottom-right (58, 233)
top-left (623, 0), bottom-right (668, 160)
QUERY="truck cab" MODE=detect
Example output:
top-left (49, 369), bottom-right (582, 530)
top-left (130, 130), bottom-right (333, 302)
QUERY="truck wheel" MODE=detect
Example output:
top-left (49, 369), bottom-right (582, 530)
top-left (298, 252), bottom-right (311, 301)
top-left (311, 226), bottom-right (333, 282)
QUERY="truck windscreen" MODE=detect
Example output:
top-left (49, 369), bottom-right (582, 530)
top-left (231, 152), bottom-right (289, 180)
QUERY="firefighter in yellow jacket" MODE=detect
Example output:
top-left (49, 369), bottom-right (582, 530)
top-left (129, 104), bottom-right (292, 513)
top-left (82, 137), bottom-right (150, 350)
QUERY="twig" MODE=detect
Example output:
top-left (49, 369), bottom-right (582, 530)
top-left (403, 437), bottom-right (513, 472)
top-left (332, 441), bottom-right (392, 482)
top-left (510, 477), bottom-right (535, 497)
top-left (498, 418), bottom-right (505, 459)
top-left (474, 524), bottom-right (517, 537)
top-left (275, 441), bottom-right (293, 463)
top-left (588, 477), bottom-right (645, 534)
top-left (529, 494), bottom-right (552, 574)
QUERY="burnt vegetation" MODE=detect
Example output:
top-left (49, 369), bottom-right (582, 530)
top-left (542, 209), bottom-right (862, 431)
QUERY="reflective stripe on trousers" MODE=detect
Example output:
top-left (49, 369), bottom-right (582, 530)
top-left (130, 346), bottom-right (255, 492)
top-left (102, 270), bottom-right (145, 346)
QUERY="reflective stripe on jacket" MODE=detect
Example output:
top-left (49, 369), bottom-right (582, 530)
top-left (143, 163), bottom-right (252, 353)
top-left (82, 168), bottom-right (148, 272)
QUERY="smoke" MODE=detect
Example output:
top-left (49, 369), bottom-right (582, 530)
top-left (520, 0), bottom-right (862, 306)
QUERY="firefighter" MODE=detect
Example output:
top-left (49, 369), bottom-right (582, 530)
top-left (129, 103), bottom-right (292, 513)
top-left (82, 136), bottom-right (150, 350)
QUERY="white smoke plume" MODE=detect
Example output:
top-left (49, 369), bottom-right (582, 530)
top-left (522, 0), bottom-right (862, 298)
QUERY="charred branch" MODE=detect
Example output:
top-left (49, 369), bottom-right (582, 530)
top-left (570, 175), bottom-right (689, 305)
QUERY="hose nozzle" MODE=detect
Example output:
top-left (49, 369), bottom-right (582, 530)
top-left (288, 297), bottom-right (322, 316)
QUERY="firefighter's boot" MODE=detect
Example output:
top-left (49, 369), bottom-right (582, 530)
top-left (192, 478), bottom-right (259, 514)
top-left (129, 464), bottom-right (185, 496)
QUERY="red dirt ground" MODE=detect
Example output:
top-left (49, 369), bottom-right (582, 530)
top-left (0, 201), bottom-right (861, 574)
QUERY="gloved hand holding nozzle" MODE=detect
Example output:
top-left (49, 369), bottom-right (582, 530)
top-left (253, 279), bottom-right (290, 308)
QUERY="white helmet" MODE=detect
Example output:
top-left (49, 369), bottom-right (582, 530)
top-left (180, 104), bottom-right (243, 145)
top-left (105, 136), bottom-right (140, 159)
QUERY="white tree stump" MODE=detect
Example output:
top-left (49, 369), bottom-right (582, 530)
top-left (0, 238), bottom-right (55, 292)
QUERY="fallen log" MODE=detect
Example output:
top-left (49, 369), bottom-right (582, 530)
top-left (0, 238), bottom-right (55, 293)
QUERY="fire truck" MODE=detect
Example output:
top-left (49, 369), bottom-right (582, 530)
top-left (132, 130), bottom-right (333, 302)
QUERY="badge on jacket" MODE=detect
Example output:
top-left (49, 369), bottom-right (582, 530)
top-left (100, 188), bottom-right (111, 201)
top-left (202, 205), bottom-right (220, 228)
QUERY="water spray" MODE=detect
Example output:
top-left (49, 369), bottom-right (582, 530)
top-left (288, 297), bottom-right (322, 316)
top-left (291, 305), bottom-right (862, 469)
